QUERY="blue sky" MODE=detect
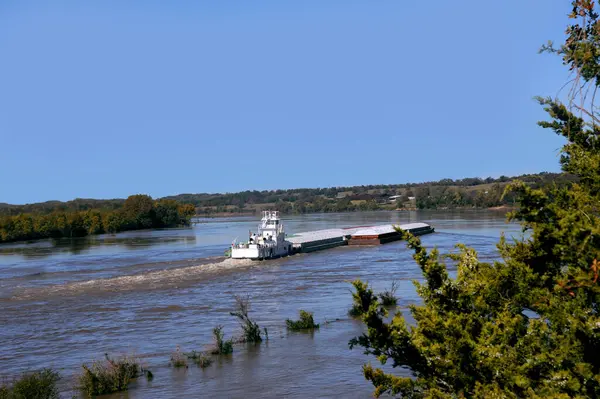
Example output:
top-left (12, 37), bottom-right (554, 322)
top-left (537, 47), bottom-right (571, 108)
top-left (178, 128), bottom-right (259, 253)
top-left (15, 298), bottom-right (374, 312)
top-left (0, 0), bottom-right (569, 204)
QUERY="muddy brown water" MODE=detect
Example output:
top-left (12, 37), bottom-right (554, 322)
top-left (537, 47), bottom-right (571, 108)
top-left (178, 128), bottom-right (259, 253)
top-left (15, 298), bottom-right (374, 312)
top-left (0, 210), bottom-right (520, 398)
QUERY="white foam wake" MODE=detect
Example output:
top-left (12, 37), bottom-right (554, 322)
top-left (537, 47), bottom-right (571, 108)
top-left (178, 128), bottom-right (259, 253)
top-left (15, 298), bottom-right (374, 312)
top-left (12, 258), bottom-right (255, 300)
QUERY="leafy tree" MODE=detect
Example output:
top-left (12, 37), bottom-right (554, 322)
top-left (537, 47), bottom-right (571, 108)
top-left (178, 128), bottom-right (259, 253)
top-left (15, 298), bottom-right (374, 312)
top-left (349, 2), bottom-right (600, 397)
top-left (102, 211), bottom-right (125, 234)
top-left (122, 194), bottom-right (154, 229)
top-left (153, 199), bottom-right (180, 227)
top-left (82, 210), bottom-right (103, 235)
top-left (177, 203), bottom-right (196, 218)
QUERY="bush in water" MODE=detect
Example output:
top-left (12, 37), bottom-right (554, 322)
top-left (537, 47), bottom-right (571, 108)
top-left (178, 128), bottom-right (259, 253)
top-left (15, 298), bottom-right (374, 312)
top-left (169, 346), bottom-right (188, 369)
top-left (378, 280), bottom-right (399, 306)
top-left (286, 310), bottom-right (320, 330)
top-left (0, 369), bottom-right (60, 399)
top-left (77, 354), bottom-right (151, 397)
top-left (230, 295), bottom-right (263, 343)
top-left (185, 351), bottom-right (213, 368)
top-left (348, 280), bottom-right (378, 317)
top-left (210, 325), bottom-right (233, 355)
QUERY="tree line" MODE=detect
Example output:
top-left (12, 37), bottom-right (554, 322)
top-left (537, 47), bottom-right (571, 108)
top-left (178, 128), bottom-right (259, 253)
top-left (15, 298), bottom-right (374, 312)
top-left (0, 172), bottom-right (576, 223)
top-left (190, 172), bottom-right (575, 215)
top-left (0, 195), bottom-right (196, 244)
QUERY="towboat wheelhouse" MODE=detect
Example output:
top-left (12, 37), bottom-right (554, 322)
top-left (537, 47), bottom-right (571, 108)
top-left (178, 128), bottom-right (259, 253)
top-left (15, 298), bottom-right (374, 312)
top-left (230, 211), bottom-right (292, 260)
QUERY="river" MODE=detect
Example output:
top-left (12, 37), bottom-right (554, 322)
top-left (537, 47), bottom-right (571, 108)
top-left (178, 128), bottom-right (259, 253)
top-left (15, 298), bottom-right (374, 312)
top-left (0, 210), bottom-right (521, 398)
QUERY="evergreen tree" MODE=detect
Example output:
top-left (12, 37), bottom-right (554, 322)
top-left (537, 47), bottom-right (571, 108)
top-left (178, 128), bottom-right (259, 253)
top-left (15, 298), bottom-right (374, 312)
top-left (349, 2), bottom-right (600, 397)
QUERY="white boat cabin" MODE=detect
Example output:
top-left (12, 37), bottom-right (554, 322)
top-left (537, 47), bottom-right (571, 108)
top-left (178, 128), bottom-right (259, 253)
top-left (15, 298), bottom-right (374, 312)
top-left (230, 211), bottom-right (292, 259)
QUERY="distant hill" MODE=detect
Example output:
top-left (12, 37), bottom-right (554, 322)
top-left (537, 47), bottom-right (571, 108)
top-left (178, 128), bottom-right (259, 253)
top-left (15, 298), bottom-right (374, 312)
top-left (0, 198), bottom-right (125, 216)
top-left (0, 172), bottom-right (574, 216)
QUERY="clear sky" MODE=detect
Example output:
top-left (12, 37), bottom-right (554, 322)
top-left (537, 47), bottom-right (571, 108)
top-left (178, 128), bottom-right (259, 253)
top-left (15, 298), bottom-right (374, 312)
top-left (0, 0), bottom-right (569, 204)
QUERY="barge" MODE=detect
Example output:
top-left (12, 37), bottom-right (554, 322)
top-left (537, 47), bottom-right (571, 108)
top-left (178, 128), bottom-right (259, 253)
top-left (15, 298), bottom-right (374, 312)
top-left (230, 211), bottom-right (434, 260)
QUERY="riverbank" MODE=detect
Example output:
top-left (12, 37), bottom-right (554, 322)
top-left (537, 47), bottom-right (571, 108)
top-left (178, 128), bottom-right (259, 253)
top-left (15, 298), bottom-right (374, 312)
top-left (0, 195), bottom-right (196, 245)
top-left (195, 206), bottom-right (516, 219)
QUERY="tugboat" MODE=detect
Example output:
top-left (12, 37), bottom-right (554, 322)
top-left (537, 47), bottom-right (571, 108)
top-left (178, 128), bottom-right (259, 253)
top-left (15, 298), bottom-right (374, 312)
top-left (230, 211), bottom-right (293, 260)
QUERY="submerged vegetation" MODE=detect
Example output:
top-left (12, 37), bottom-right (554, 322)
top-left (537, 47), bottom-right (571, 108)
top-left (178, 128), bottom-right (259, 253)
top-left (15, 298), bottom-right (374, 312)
top-left (348, 280), bottom-right (378, 317)
top-left (230, 295), bottom-right (263, 343)
top-left (0, 369), bottom-right (60, 399)
top-left (169, 346), bottom-right (188, 369)
top-left (185, 351), bottom-right (213, 368)
top-left (0, 194), bottom-right (195, 244)
top-left (286, 310), bottom-right (320, 330)
top-left (210, 325), bottom-right (234, 355)
top-left (77, 354), bottom-right (151, 397)
top-left (378, 280), bottom-right (398, 306)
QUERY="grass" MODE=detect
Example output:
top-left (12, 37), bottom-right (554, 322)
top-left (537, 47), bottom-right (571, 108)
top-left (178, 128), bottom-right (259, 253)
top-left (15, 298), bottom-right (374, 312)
top-left (0, 369), bottom-right (60, 399)
top-left (77, 354), bottom-right (151, 397)
top-left (230, 295), bottom-right (263, 343)
top-left (379, 280), bottom-right (399, 306)
top-left (286, 310), bottom-right (320, 330)
top-left (211, 325), bottom-right (234, 355)
top-left (185, 351), bottom-right (213, 368)
top-left (169, 346), bottom-right (188, 369)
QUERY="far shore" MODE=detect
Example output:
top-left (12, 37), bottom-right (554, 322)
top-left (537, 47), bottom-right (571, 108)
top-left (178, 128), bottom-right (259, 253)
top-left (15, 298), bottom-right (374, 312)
top-left (194, 206), bottom-right (516, 219)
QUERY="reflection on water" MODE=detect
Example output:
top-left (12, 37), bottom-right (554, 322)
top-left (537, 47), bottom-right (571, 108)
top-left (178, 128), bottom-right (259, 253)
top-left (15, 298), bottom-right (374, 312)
top-left (0, 210), bottom-right (517, 398)
top-left (0, 231), bottom-right (198, 259)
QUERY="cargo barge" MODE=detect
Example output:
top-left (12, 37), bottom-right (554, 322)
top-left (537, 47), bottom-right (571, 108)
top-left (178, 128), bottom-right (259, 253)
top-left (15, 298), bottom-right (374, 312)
top-left (230, 211), bottom-right (434, 260)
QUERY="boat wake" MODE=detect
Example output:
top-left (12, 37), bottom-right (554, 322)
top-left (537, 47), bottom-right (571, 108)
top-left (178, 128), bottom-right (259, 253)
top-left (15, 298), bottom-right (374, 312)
top-left (9, 257), bottom-right (255, 301)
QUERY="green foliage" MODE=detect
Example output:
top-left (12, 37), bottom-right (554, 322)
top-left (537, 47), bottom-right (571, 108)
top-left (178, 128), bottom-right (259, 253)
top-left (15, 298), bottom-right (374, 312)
top-left (77, 354), bottom-right (148, 397)
top-left (347, 305), bottom-right (363, 317)
top-left (185, 351), bottom-right (213, 368)
top-left (286, 310), bottom-right (320, 330)
top-left (349, 4), bottom-right (600, 397)
top-left (348, 280), bottom-right (378, 317)
top-left (378, 280), bottom-right (398, 306)
top-left (0, 198), bottom-right (125, 216)
top-left (0, 195), bottom-right (195, 244)
top-left (122, 194), bottom-right (154, 229)
top-left (230, 295), bottom-right (263, 343)
top-left (0, 369), bottom-right (60, 399)
top-left (169, 346), bottom-right (188, 368)
top-left (211, 325), bottom-right (234, 355)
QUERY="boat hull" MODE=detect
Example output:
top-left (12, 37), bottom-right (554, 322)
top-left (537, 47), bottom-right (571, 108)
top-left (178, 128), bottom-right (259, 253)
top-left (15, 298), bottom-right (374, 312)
top-left (230, 243), bottom-right (292, 260)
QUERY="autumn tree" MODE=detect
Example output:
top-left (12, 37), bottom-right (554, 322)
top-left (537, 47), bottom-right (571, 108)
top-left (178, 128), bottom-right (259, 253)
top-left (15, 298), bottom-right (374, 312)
top-left (350, 2), bottom-right (600, 397)
top-left (0, 196), bottom-right (196, 243)
top-left (122, 194), bottom-right (154, 229)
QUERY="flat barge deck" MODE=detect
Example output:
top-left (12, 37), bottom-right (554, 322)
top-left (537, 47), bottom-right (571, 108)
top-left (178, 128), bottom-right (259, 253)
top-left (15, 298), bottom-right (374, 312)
top-left (286, 222), bottom-right (434, 254)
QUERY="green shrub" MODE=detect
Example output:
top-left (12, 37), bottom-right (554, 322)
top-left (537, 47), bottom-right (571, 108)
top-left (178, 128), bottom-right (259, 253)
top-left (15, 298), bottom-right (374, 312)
top-left (169, 346), bottom-right (188, 368)
top-left (0, 369), bottom-right (60, 399)
top-left (77, 354), bottom-right (149, 397)
top-left (230, 295), bottom-right (262, 343)
top-left (347, 304), bottom-right (363, 317)
top-left (378, 280), bottom-right (398, 306)
top-left (211, 325), bottom-right (233, 355)
top-left (185, 351), bottom-right (213, 368)
top-left (286, 310), bottom-right (320, 330)
top-left (348, 280), bottom-right (378, 317)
